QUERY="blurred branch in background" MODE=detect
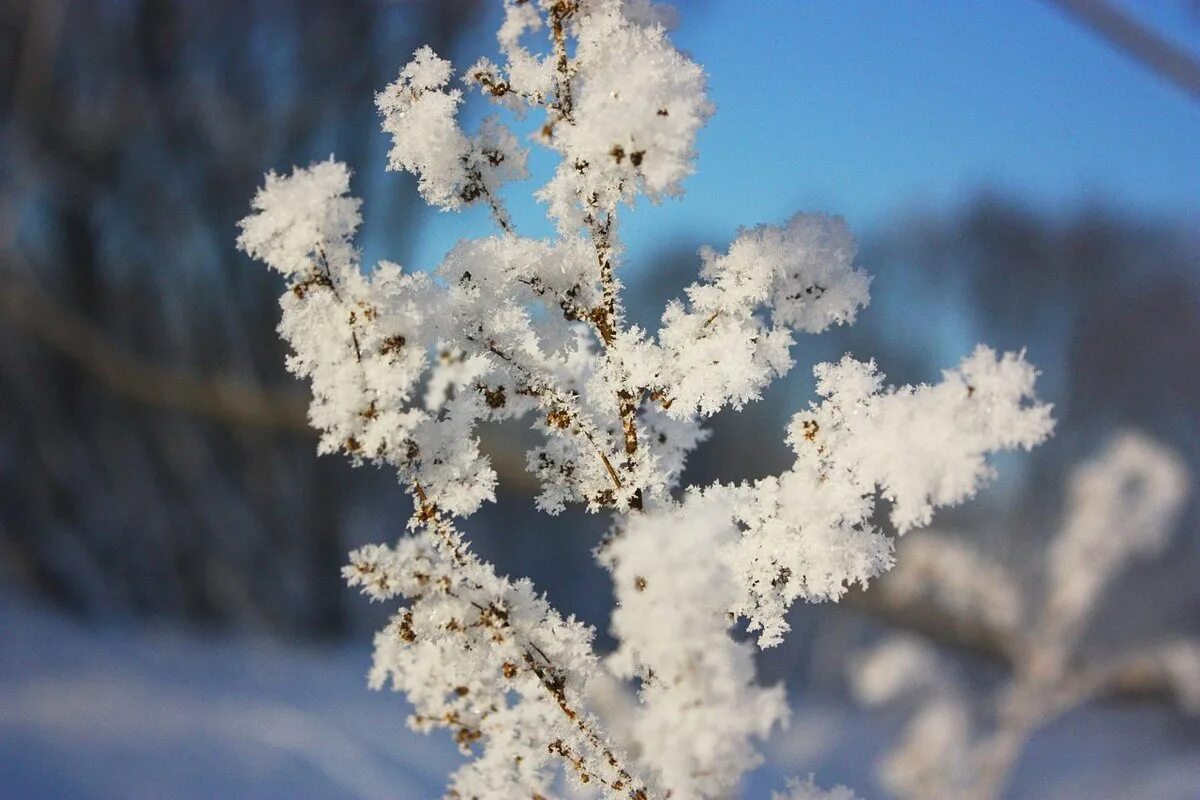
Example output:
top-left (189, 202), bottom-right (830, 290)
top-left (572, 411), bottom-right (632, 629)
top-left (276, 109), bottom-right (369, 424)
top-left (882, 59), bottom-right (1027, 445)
top-left (845, 568), bottom-right (1194, 709)
top-left (850, 432), bottom-right (1200, 799)
top-left (0, 268), bottom-right (309, 432)
top-left (1044, 0), bottom-right (1200, 101)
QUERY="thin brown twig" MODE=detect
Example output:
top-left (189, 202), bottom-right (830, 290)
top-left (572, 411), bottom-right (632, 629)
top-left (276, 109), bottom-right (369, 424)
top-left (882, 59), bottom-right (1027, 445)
top-left (465, 333), bottom-right (626, 496)
top-left (314, 245), bottom-right (363, 363)
top-left (548, 1), bottom-right (577, 124)
top-left (467, 170), bottom-right (515, 234)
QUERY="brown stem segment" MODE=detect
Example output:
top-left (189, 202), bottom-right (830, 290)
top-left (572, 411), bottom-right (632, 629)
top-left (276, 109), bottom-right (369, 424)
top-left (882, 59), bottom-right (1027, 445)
top-left (548, 1), bottom-right (577, 124)
top-left (544, 8), bottom-right (644, 503)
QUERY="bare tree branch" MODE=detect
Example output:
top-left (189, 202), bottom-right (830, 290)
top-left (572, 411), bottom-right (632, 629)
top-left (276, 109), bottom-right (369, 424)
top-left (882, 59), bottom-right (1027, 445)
top-left (1044, 0), bottom-right (1200, 101)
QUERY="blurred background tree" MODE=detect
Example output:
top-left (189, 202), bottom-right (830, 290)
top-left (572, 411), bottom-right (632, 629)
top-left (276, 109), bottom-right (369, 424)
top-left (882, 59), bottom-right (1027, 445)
top-left (0, 0), bottom-right (481, 634)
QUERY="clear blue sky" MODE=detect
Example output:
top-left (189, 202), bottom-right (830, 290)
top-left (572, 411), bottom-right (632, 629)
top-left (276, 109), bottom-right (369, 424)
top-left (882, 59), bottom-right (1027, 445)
top-left (390, 0), bottom-right (1199, 270)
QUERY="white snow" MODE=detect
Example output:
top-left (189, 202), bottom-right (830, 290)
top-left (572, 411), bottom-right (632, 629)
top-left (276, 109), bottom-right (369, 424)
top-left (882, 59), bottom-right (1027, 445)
top-left (2, 595), bottom-right (1197, 799)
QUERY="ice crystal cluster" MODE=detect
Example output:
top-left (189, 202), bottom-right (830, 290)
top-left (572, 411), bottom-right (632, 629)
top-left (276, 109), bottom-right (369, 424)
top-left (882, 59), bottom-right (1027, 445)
top-left (852, 432), bottom-right (1198, 800)
top-left (238, 2), bottom-right (1051, 797)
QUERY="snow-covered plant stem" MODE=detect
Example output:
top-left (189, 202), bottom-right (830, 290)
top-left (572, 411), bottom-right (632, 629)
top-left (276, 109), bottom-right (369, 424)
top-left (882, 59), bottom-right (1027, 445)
top-left (239, 2), bottom-right (1051, 797)
top-left (853, 432), bottom-right (1197, 800)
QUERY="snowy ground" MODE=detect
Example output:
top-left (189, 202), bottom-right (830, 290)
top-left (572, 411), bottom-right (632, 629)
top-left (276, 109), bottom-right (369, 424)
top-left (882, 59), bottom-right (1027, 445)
top-left (2, 595), bottom-right (1197, 799)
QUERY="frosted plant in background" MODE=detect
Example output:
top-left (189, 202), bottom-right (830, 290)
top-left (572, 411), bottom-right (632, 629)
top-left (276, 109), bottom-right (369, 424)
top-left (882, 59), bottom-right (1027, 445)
top-left (851, 432), bottom-right (1199, 800)
top-left (239, 1), bottom-right (1051, 796)
top-left (772, 775), bottom-right (860, 800)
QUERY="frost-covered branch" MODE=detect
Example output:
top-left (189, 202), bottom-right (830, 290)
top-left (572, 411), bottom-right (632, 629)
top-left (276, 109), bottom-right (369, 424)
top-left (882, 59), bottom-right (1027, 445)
top-left (713, 347), bottom-right (1051, 647)
top-left (345, 498), bottom-right (647, 798)
top-left (239, 2), bottom-right (1052, 796)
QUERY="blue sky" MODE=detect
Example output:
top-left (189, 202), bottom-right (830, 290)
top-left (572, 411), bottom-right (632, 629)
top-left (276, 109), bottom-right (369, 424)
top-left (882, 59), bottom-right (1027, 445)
top-left (392, 1), bottom-right (1199, 270)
